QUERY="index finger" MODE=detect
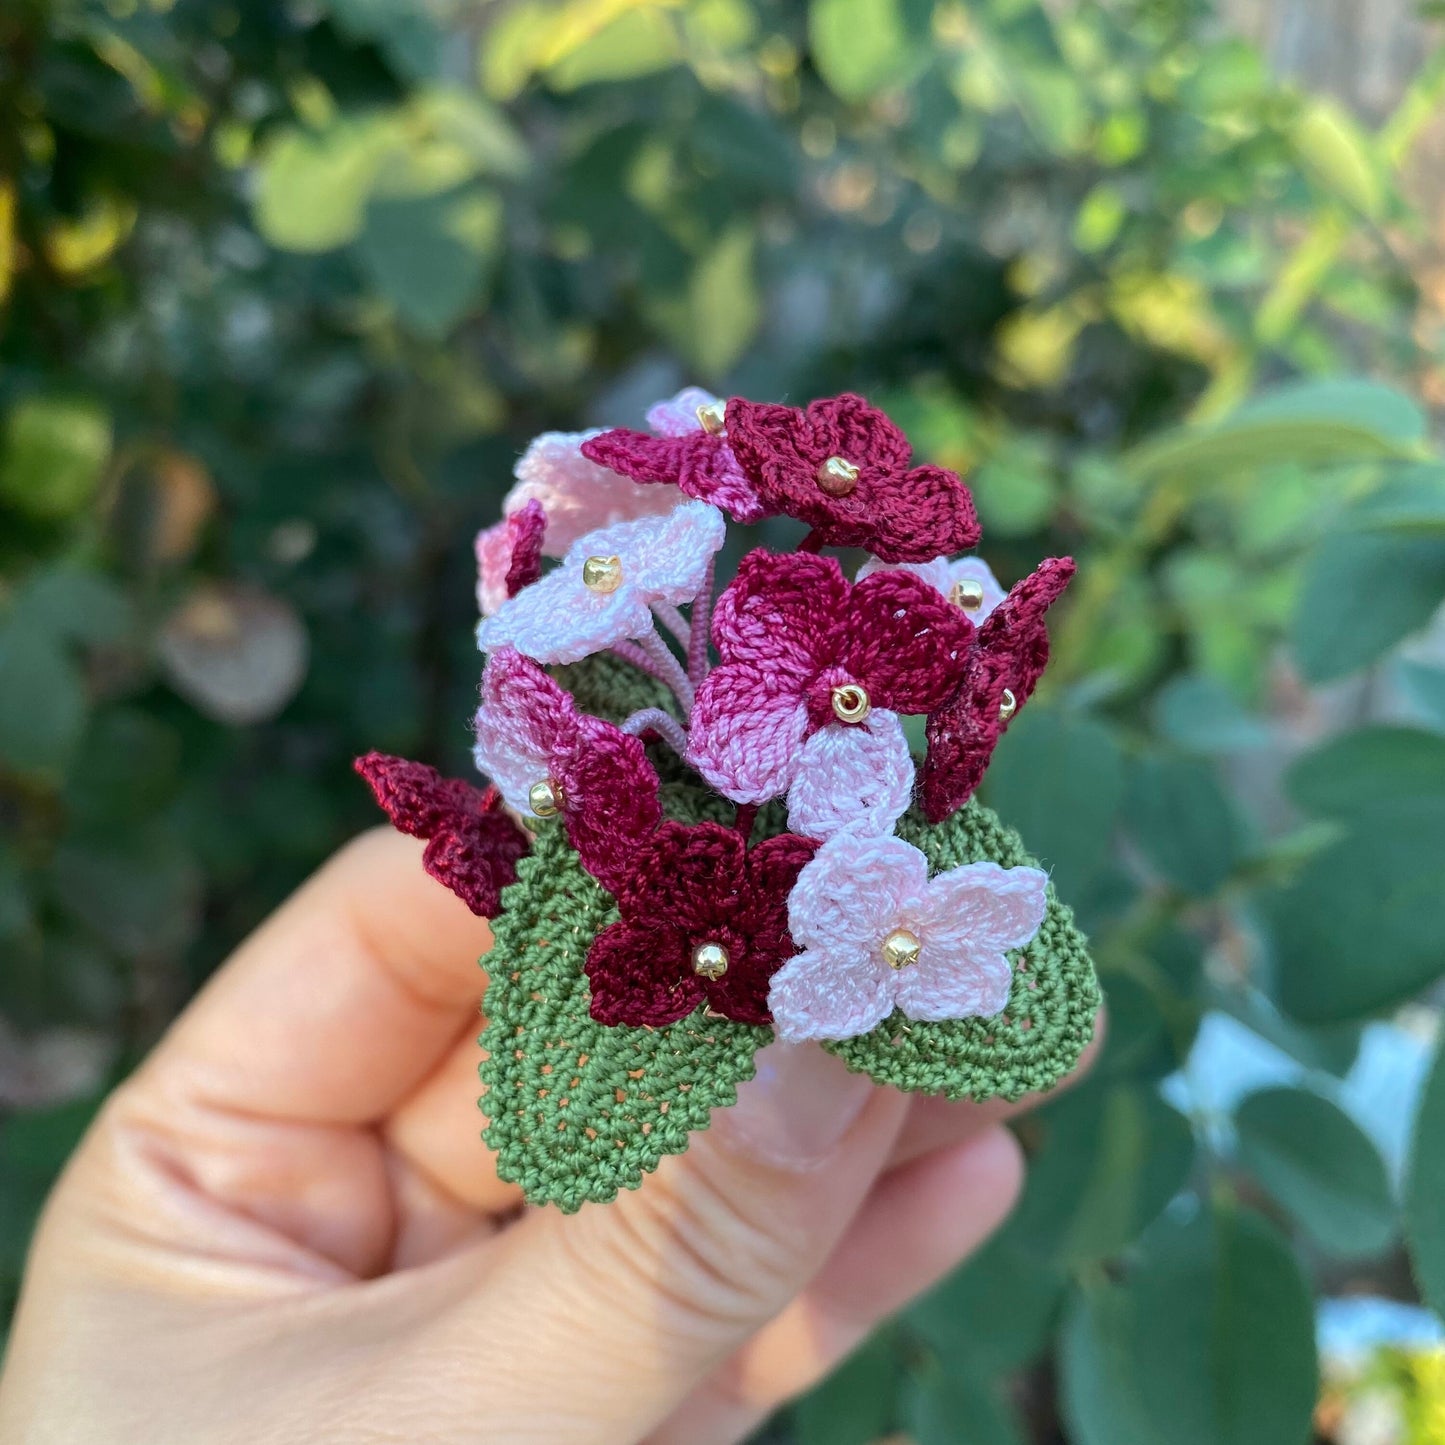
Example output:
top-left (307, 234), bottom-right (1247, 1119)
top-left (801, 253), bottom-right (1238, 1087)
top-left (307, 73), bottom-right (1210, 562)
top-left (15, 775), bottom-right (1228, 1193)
top-left (138, 827), bottom-right (496, 1125)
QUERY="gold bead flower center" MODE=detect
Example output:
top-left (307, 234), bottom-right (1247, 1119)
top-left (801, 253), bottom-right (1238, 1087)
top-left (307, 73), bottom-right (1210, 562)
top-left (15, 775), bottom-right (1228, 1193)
top-left (998, 688), bottom-right (1018, 722)
top-left (949, 578), bottom-right (986, 612)
top-left (881, 928), bottom-right (921, 970)
top-left (528, 778), bottom-right (563, 817)
top-left (582, 554), bottom-right (623, 594)
top-left (691, 941), bottom-right (730, 980)
top-left (696, 400), bottom-right (727, 435)
top-left (830, 682), bottom-right (871, 725)
top-left (816, 455), bottom-right (860, 497)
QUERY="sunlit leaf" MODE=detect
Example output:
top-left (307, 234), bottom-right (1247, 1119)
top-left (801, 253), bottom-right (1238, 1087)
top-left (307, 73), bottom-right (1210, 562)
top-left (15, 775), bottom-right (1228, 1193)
top-left (0, 396), bottom-right (112, 521)
top-left (809, 0), bottom-right (922, 101)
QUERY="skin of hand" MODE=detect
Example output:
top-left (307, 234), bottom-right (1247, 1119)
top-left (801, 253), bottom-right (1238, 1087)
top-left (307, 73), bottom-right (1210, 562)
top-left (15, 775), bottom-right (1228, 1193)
top-left (0, 828), bottom-right (1096, 1445)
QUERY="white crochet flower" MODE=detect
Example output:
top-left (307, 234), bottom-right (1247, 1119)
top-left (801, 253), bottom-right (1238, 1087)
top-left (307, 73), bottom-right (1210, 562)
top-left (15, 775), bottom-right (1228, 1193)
top-left (476, 500), bottom-right (725, 665)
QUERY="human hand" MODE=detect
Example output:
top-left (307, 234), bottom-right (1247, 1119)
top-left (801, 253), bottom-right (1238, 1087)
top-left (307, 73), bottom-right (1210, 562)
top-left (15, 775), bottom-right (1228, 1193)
top-left (0, 828), bottom-right (1093, 1445)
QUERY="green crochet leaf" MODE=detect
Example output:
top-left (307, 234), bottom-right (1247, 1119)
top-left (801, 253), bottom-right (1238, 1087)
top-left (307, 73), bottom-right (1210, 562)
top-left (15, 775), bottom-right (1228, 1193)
top-left (824, 800), bottom-right (1101, 1102)
top-left (478, 821), bottom-right (769, 1211)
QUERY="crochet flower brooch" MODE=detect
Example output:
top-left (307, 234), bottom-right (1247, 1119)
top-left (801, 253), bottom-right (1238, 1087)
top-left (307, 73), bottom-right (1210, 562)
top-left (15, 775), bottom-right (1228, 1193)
top-left (358, 389), bottom-right (1099, 1210)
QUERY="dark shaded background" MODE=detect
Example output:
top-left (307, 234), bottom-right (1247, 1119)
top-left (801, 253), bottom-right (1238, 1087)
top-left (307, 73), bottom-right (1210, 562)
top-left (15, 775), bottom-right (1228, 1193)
top-left (4, 1), bottom-right (1445, 1439)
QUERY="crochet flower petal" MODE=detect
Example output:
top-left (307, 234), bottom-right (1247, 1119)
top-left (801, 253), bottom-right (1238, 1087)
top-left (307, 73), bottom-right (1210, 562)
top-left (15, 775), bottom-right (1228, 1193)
top-left (586, 920), bottom-right (704, 1027)
top-left (844, 568), bottom-right (974, 714)
top-left (559, 715), bottom-right (663, 895)
top-left (508, 430), bottom-right (683, 555)
top-left (687, 664), bottom-right (810, 803)
top-left (787, 832), bottom-right (930, 957)
top-left (582, 430), bottom-right (766, 523)
top-left (858, 554), bottom-right (1006, 623)
top-left (616, 820), bottom-right (746, 922)
top-left (920, 557), bottom-right (1076, 822)
top-left (475, 501), bottom-right (548, 617)
top-left (767, 946), bottom-right (896, 1043)
top-left (570, 498), bottom-right (725, 605)
top-left (646, 386), bottom-right (720, 437)
top-left (711, 550), bottom-right (848, 673)
top-left (891, 863), bottom-right (1047, 1023)
top-left (472, 647), bottom-right (577, 812)
top-left (787, 710), bottom-right (914, 842)
top-left (353, 753), bottom-right (529, 917)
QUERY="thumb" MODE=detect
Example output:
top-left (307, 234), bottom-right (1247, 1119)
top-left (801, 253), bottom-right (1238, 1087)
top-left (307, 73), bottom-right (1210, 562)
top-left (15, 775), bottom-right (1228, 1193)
top-left (452, 1042), bottom-right (908, 1442)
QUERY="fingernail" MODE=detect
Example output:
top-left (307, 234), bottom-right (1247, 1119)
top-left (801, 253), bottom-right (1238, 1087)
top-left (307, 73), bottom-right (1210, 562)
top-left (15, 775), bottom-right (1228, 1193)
top-left (718, 1041), bottom-right (876, 1169)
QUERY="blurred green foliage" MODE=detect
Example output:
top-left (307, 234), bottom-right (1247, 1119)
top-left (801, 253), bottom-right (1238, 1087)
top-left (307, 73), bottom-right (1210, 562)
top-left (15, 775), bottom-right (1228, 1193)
top-left (3, 0), bottom-right (1445, 1438)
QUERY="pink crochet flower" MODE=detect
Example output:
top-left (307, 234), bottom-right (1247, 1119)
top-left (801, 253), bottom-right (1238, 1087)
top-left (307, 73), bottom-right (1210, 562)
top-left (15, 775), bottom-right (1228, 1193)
top-left (725, 393), bottom-right (981, 563)
top-left (472, 648), bottom-right (661, 893)
top-left (768, 833), bottom-right (1048, 1042)
top-left (687, 551), bottom-right (973, 804)
top-left (476, 500), bottom-right (724, 665)
top-left (503, 429), bottom-right (683, 556)
top-left (354, 753), bottom-right (530, 917)
top-left (475, 499), bottom-right (546, 617)
top-left (580, 387), bottom-right (769, 523)
top-left (585, 821), bottom-right (816, 1027)
top-left (920, 557), bottom-right (1076, 823)
top-left (857, 553), bottom-right (1006, 624)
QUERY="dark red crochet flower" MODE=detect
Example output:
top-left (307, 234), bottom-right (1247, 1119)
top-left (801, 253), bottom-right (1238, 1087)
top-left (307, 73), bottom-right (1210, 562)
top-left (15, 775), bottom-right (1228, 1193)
top-left (920, 557), bottom-right (1076, 823)
top-left (725, 393), bottom-right (981, 563)
top-left (354, 753), bottom-right (531, 916)
top-left (687, 550), bottom-right (975, 803)
top-left (580, 428), bottom-right (768, 522)
top-left (585, 821), bottom-right (817, 1027)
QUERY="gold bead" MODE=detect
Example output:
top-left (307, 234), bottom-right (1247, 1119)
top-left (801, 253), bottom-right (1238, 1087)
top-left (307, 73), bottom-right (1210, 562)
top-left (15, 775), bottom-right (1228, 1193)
top-left (528, 778), bottom-right (563, 817)
top-left (881, 928), bottom-right (921, 970)
top-left (582, 554), bottom-right (623, 594)
top-left (691, 941), bottom-right (730, 980)
top-left (830, 682), bottom-right (871, 725)
top-left (696, 400), bottom-right (727, 435)
top-left (816, 455), bottom-right (860, 497)
top-left (949, 578), bottom-right (986, 612)
top-left (998, 688), bottom-right (1018, 722)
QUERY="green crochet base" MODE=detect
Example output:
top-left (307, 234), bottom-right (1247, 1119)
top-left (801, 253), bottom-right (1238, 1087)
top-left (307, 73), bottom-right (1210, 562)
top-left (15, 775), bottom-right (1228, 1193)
top-left (479, 822), bottom-right (769, 1212)
top-left (478, 760), bottom-right (1099, 1209)
top-left (824, 802), bottom-right (1100, 1101)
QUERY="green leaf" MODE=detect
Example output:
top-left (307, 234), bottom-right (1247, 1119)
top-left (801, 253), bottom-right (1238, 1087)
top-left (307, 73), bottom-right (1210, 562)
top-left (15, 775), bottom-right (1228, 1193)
top-left (1126, 754), bottom-right (1243, 896)
top-left (906, 1220), bottom-right (1067, 1374)
top-left (809, 0), bottom-right (923, 101)
top-left (1405, 1041), bottom-right (1445, 1317)
top-left (253, 120), bottom-right (388, 253)
top-left (983, 708), bottom-right (1126, 898)
top-left (0, 1097), bottom-right (100, 1273)
top-left (1290, 530), bottom-right (1445, 683)
top-left (0, 622), bottom-right (87, 776)
top-left (355, 189), bottom-right (501, 336)
top-left (1124, 379), bottom-right (1423, 485)
top-left (1153, 674), bottom-right (1271, 754)
top-left (545, 8), bottom-right (681, 90)
top-left (479, 825), bottom-right (769, 1210)
top-left (1292, 97), bottom-right (1385, 220)
top-left (1234, 1086), bottom-right (1395, 1258)
top-left (1059, 1283), bottom-right (1155, 1445)
top-left (10, 565), bottom-right (133, 646)
top-left (901, 1371), bottom-right (1025, 1445)
top-left (1287, 727), bottom-right (1445, 819)
top-left (795, 1335), bottom-right (898, 1445)
top-left (0, 396), bottom-right (112, 521)
top-left (1011, 1081), bottom-right (1195, 1265)
top-left (684, 223), bottom-right (759, 380)
top-left (1351, 465), bottom-right (1445, 535)
top-left (1060, 1207), bottom-right (1318, 1445)
top-left (1270, 801), bottom-right (1445, 1022)
top-left (972, 435), bottom-right (1058, 537)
